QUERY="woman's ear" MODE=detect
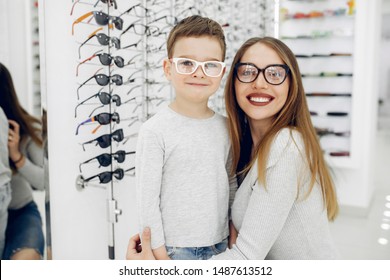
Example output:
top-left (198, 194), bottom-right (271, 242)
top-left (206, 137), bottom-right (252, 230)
top-left (163, 58), bottom-right (172, 81)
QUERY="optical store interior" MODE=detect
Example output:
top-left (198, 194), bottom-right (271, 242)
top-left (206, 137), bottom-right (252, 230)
top-left (0, 0), bottom-right (389, 260)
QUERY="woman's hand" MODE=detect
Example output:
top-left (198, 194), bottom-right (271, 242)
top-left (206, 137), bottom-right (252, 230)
top-left (126, 227), bottom-right (156, 260)
top-left (228, 221), bottom-right (238, 249)
top-left (8, 119), bottom-right (25, 167)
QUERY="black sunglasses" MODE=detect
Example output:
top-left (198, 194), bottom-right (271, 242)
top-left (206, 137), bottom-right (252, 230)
top-left (75, 88), bottom-right (121, 117)
top-left (72, 11), bottom-right (123, 35)
top-left (76, 50), bottom-right (124, 76)
top-left (76, 112), bottom-right (120, 135)
top-left (84, 167), bottom-right (135, 184)
top-left (79, 29), bottom-right (120, 58)
top-left (79, 150), bottom-right (135, 172)
top-left (81, 128), bottom-right (124, 151)
top-left (77, 72), bottom-right (123, 99)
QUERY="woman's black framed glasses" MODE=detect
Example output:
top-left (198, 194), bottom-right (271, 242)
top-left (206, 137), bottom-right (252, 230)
top-left (84, 167), bottom-right (135, 184)
top-left (75, 88), bottom-right (121, 117)
top-left (76, 112), bottom-right (120, 135)
top-left (81, 128), bottom-right (124, 151)
top-left (79, 150), bottom-right (135, 172)
top-left (235, 63), bottom-right (290, 85)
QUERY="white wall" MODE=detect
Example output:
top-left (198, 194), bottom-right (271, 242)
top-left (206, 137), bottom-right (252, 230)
top-left (0, 0), bottom-right (29, 111)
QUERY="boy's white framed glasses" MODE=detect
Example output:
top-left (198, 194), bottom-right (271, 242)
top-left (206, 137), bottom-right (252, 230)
top-left (170, 57), bottom-right (225, 77)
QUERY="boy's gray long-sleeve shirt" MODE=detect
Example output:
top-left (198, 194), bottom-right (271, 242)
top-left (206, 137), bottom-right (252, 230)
top-left (136, 106), bottom-right (237, 249)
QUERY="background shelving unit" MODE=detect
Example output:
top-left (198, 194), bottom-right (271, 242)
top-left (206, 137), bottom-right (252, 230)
top-left (277, 0), bottom-right (356, 168)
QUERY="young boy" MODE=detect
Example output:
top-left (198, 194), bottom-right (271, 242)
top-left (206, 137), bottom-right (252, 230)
top-left (136, 15), bottom-right (237, 260)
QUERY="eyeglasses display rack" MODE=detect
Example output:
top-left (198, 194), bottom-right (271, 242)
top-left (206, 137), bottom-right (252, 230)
top-left (277, 0), bottom-right (357, 168)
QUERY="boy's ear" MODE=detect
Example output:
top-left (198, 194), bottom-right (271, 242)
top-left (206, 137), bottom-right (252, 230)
top-left (163, 58), bottom-right (172, 81)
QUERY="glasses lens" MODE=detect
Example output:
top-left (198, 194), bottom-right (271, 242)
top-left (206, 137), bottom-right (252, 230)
top-left (112, 129), bottom-right (124, 142)
top-left (236, 64), bottom-right (258, 83)
top-left (98, 92), bottom-right (111, 104)
top-left (114, 150), bottom-right (126, 163)
top-left (175, 58), bottom-right (196, 74)
top-left (99, 171), bottom-right (113, 183)
top-left (97, 113), bottom-right (112, 124)
top-left (94, 11), bottom-right (109, 25)
top-left (112, 94), bottom-right (121, 106)
top-left (113, 17), bottom-right (123, 30)
top-left (204, 62), bottom-right (223, 77)
top-left (96, 33), bottom-right (110, 45)
top-left (111, 75), bottom-right (123, 85)
top-left (97, 134), bottom-right (111, 148)
top-left (114, 169), bottom-right (124, 180)
top-left (114, 56), bottom-right (124, 68)
top-left (97, 153), bottom-right (112, 166)
top-left (98, 53), bottom-right (112, 65)
top-left (95, 74), bottom-right (110, 86)
top-left (264, 66), bottom-right (287, 85)
top-left (111, 37), bottom-right (120, 49)
top-left (112, 112), bottom-right (120, 123)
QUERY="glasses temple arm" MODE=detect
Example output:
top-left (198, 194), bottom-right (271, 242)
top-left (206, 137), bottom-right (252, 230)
top-left (72, 11), bottom-right (93, 35)
top-left (76, 117), bottom-right (95, 135)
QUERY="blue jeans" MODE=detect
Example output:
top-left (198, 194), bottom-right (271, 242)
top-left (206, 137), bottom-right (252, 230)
top-left (166, 238), bottom-right (228, 260)
top-left (2, 201), bottom-right (44, 259)
top-left (0, 183), bottom-right (11, 258)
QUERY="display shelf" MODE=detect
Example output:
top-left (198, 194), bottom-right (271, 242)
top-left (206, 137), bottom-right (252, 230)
top-left (278, 0), bottom-right (356, 167)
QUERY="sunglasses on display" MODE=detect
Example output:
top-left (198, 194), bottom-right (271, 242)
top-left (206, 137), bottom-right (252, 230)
top-left (75, 88), bottom-right (121, 117)
top-left (72, 11), bottom-right (123, 35)
top-left (315, 127), bottom-right (351, 137)
top-left (76, 50), bottom-right (125, 76)
top-left (84, 167), bottom-right (135, 184)
top-left (81, 128), bottom-right (125, 151)
top-left (119, 3), bottom-right (152, 18)
top-left (76, 112), bottom-right (120, 135)
top-left (235, 63), bottom-right (290, 85)
top-left (77, 70), bottom-right (123, 99)
top-left (170, 58), bottom-right (226, 78)
top-left (79, 150), bottom-right (135, 172)
top-left (70, 0), bottom-right (117, 16)
top-left (79, 27), bottom-right (120, 58)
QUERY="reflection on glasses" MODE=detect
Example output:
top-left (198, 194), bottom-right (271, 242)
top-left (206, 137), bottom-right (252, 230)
top-left (170, 58), bottom-right (225, 77)
top-left (77, 70), bottom-right (123, 99)
top-left (235, 63), bottom-right (290, 85)
top-left (75, 88), bottom-right (121, 117)
top-left (79, 150), bottom-right (135, 172)
top-left (72, 11), bottom-right (123, 35)
top-left (84, 167), bottom-right (135, 184)
top-left (81, 128), bottom-right (124, 151)
top-left (76, 112), bottom-right (120, 135)
top-left (76, 50), bottom-right (125, 76)
top-left (78, 27), bottom-right (120, 58)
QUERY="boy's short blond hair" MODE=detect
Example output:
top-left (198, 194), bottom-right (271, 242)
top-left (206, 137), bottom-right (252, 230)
top-left (166, 15), bottom-right (226, 61)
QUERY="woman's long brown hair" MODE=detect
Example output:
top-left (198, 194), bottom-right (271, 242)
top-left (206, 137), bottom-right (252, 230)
top-left (224, 37), bottom-right (338, 221)
top-left (0, 63), bottom-right (42, 169)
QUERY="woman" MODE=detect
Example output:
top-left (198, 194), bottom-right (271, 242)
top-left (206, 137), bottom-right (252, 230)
top-left (0, 63), bottom-right (45, 260)
top-left (127, 37), bottom-right (339, 259)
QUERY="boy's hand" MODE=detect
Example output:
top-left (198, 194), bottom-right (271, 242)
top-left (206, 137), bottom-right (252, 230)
top-left (228, 221), bottom-right (238, 249)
